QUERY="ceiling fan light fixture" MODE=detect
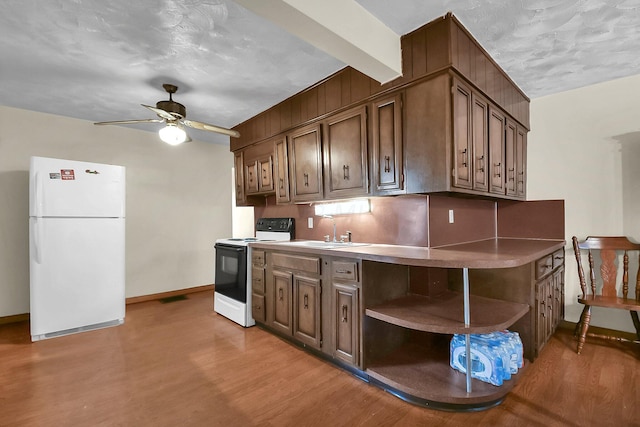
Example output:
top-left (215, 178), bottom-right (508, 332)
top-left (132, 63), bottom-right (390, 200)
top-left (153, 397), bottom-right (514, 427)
top-left (158, 123), bottom-right (187, 145)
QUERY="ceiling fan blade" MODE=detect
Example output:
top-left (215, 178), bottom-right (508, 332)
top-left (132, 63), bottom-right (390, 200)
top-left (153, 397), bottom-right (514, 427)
top-left (142, 104), bottom-right (176, 121)
top-left (182, 119), bottom-right (240, 138)
top-left (94, 119), bottom-right (164, 126)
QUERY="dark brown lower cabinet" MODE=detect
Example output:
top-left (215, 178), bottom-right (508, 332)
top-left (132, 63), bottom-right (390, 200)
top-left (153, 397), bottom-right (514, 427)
top-left (265, 251), bottom-right (322, 350)
top-left (293, 275), bottom-right (321, 349)
top-left (271, 269), bottom-right (293, 336)
top-left (331, 282), bottom-right (360, 366)
top-left (251, 250), bottom-right (266, 323)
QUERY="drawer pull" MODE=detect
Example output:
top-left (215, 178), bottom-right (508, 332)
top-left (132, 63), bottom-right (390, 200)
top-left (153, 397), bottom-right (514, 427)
top-left (343, 164), bottom-right (350, 180)
top-left (303, 294), bottom-right (309, 309)
top-left (303, 173), bottom-right (309, 186)
top-left (384, 156), bottom-right (390, 173)
top-left (335, 269), bottom-right (352, 274)
top-left (341, 304), bottom-right (348, 322)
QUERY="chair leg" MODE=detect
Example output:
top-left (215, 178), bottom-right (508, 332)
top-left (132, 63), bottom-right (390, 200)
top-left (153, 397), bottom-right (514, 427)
top-left (575, 305), bottom-right (589, 337)
top-left (630, 311), bottom-right (640, 341)
top-left (577, 306), bottom-right (591, 354)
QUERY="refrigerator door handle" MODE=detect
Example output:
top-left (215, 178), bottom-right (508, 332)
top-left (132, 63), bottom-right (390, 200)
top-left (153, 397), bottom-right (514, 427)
top-left (34, 217), bottom-right (42, 264)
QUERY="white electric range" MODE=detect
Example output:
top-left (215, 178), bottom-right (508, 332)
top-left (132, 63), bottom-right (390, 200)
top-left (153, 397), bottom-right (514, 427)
top-left (214, 218), bottom-right (295, 327)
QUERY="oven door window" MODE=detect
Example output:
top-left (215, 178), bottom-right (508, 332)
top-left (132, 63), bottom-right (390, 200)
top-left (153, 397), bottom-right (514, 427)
top-left (214, 243), bottom-right (248, 302)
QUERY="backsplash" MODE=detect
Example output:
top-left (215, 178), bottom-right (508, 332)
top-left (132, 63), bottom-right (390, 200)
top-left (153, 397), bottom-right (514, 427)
top-left (252, 194), bottom-right (564, 247)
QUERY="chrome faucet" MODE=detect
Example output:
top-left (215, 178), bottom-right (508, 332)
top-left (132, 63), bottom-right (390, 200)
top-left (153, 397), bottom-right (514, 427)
top-left (322, 215), bottom-right (337, 242)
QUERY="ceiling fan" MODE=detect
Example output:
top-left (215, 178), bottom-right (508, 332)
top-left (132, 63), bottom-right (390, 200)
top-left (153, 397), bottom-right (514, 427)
top-left (94, 83), bottom-right (240, 145)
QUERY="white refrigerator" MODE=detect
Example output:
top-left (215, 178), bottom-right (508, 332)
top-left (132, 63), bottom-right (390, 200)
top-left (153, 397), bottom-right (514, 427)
top-left (29, 156), bottom-right (126, 341)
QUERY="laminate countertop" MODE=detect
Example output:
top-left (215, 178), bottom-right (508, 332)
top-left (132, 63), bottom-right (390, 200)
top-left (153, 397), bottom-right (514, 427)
top-left (249, 238), bottom-right (566, 269)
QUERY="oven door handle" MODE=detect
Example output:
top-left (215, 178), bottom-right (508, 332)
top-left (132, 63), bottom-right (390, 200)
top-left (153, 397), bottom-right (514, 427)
top-left (215, 244), bottom-right (247, 252)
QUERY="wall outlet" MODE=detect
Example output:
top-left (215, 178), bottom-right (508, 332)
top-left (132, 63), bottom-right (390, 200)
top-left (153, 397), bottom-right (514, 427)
top-left (448, 209), bottom-right (454, 224)
top-left (308, 217), bottom-right (314, 228)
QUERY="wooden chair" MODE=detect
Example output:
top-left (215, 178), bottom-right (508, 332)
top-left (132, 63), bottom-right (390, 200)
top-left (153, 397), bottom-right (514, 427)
top-left (571, 236), bottom-right (640, 354)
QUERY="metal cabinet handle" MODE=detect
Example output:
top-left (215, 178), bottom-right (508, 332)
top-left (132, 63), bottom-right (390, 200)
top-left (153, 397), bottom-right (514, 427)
top-left (303, 294), bottom-right (309, 309)
top-left (508, 167), bottom-right (515, 181)
top-left (384, 156), bottom-right (390, 173)
top-left (335, 269), bottom-right (352, 274)
top-left (494, 162), bottom-right (501, 178)
top-left (303, 173), bottom-right (309, 186)
top-left (279, 177), bottom-right (284, 189)
top-left (343, 165), bottom-right (350, 180)
top-left (461, 148), bottom-right (468, 168)
top-left (477, 155), bottom-right (485, 172)
top-left (341, 304), bottom-right (348, 322)
top-left (278, 288), bottom-right (283, 301)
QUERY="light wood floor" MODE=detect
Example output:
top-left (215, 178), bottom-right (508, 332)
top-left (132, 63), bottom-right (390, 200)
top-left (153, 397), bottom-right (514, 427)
top-left (1, 290), bottom-right (638, 427)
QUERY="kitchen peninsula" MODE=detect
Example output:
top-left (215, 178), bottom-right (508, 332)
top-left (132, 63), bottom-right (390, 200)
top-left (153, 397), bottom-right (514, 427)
top-left (248, 235), bottom-right (564, 410)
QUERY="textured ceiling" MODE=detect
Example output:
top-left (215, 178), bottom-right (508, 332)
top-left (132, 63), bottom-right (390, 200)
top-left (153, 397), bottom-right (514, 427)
top-left (1, 0), bottom-right (639, 145)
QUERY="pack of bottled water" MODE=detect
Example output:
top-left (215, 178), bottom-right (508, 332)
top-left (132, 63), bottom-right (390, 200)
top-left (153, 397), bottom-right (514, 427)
top-left (449, 330), bottom-right (523, 386)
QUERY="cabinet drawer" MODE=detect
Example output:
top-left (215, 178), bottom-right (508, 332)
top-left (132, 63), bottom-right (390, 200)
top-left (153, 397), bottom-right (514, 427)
top-left (552, 249), bottom-right (565, 269)
top-left (332, 261), bottom-right (359, 282)
top-left (535, 254), bottom-right (553, 279)
top-left (272, 252), bottom-right (320, 274)
top-left (252, 293), bottom-right (266, 323)
top-left (252, 266), bottom-right (265, 294)
top-left (252, 250), bottom-right (265, 266)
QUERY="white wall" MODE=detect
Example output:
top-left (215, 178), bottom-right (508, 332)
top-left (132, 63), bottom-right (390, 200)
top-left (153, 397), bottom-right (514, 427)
top-left (0, 106), bottom-right (233, 317)
top-left (528, 73), bottom-right (640, 333)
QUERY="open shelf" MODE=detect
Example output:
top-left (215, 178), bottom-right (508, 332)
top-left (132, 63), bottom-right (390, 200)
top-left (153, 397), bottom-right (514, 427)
top-left (365, 290), bottom-right (529, 334)
top-left (366, 335), bottom-right (527, 407)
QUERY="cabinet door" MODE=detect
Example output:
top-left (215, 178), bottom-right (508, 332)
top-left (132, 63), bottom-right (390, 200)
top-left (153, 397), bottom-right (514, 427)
top-left (535, 278), bottom-right (547, 352)
top-left (252, 293), bottom-right (266, 323)
top-left (552, 267), bottom-right (564, 331)
top-left (488, 106), bottom-right (506, 195)
top-left (323, 106), bottom-right (368, 198)
top-left (271, 270), bottom-right (293, 335)
top-left (471, 94), bottom-right (489, 192)
top-left (372, 94), bottom-right (403, 193)
top-left (288, 123), bottom-right (323, 202)
top-left (293, 275), bottom-right (322, 349)
top-left (274, 137), bottom-right (290, 204)
top-left (332, 283), bottom-right (360, 367)
top-left (516, 125), bottom-right (527, 198)
top-left (259, 157), bottom-right (274, 192)
top-left (452, 81), bottom-right (472, 189)
top-left (234, 152), bottom-right (246, 204)
top-left (245, 160), bottom-right (259, 194)
top-left (505, 118), bottom-right (518, 197)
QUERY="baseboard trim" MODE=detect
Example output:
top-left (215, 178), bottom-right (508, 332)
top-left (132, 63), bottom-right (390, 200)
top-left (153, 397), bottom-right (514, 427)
top-left (0, 313), bottom-right (30, 325)
top-left (0, 285), bottom-right (216, 326)
top-left (125, 284), bottom-right (214, 305)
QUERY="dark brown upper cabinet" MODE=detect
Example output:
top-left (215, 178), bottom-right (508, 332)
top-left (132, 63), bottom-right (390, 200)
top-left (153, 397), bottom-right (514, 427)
top-left (288, 123), bottom-right (323, 202)
top-left (234, 151), bottom-right (246, 205)
top-left (453, 80), bottom-right (490, 193)
top-left (371, 93), bottom-right (404, 195)
top-left (505, 118), bottom-right (528, 199)
top-left (230, 13), bottom-right (530, 205)
top-left (322, 105), bottom-right (368, 199)
top-left (274, 136), bottom-right (290, 204)
top-left (488, 106), bottom-right (506, 196)
top-left (244, 141), bottom-right (274, 195)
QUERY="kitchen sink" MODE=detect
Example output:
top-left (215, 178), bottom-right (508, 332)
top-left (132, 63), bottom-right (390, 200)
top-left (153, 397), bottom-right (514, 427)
top-left (283, 240), bottom-right (370, 249)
